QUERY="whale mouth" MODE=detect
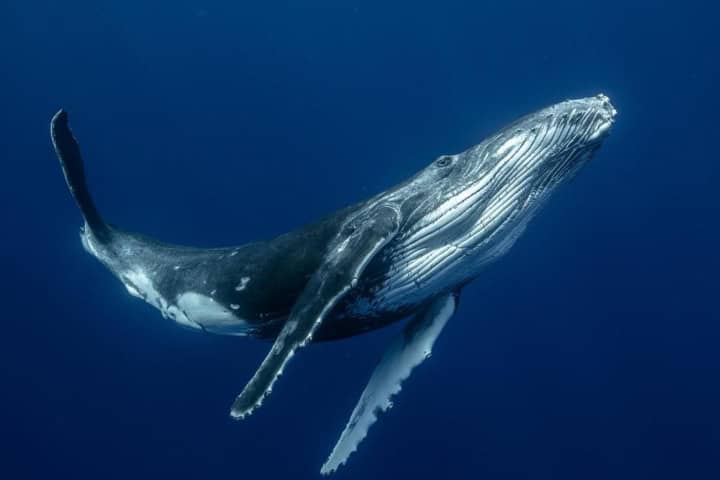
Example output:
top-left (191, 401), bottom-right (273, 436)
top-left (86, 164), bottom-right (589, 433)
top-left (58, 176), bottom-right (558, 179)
top-left (587, 93), bottom-right (617, 141)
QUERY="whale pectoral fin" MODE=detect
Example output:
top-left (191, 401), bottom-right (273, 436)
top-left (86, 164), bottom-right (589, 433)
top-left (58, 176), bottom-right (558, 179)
top-left (320, 292), bottom-right (458, 475)
top-left (229, 204), bottom-right (401, 420)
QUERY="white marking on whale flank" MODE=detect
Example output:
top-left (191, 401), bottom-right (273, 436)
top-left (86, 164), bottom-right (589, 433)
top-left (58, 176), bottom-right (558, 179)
top-left (120, 268), bottom-right (200, 330)
top-left (119, 270), bottom-right (248, 335)
top-left (176, 292), bottom-right (248, 335)
top-left (122, 269), bottom-right (163, 306)
top-left (235, 276), bottom-right (251, 291)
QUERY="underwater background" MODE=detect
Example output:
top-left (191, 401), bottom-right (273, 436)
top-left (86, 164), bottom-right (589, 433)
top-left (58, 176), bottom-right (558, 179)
top-left (1, 0), bottom-right (719, 478)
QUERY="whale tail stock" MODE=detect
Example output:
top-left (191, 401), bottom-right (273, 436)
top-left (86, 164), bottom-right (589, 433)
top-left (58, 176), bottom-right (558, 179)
top-left (51, 109), bottom-right (110, 241)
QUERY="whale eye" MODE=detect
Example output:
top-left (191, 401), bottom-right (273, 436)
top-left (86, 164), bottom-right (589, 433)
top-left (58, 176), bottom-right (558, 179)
top-left (435, 155), bottom-right (453, 168)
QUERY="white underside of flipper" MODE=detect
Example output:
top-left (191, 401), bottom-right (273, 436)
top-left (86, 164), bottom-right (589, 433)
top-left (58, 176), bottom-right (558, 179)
top-left (320, 293), bottom-right (457, 475)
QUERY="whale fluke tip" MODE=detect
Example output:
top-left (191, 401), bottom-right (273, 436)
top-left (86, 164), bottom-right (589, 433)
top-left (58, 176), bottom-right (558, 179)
top-left (51, 109), bottom-right (68, 125)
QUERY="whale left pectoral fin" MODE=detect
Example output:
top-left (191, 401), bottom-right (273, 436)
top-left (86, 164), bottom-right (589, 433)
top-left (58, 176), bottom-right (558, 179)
top-left (320, 291), bottom-right (458, 475)
top-left (230, 204), bottom-right (401, 420)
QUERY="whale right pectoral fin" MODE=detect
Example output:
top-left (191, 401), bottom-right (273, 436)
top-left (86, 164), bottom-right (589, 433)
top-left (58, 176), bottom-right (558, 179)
top-left (320, 292), bottom-right (458, 475)
top-left (230, 204), bottom-right (401, 420)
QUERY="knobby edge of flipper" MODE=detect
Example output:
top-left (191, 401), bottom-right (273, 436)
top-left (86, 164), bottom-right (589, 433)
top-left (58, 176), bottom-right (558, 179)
top-left (320, 291), bottom-right (458, 475)
top-left (51, 109), bottom-right (109, 241)
top-left (229, 203), bottom-right (402, 420)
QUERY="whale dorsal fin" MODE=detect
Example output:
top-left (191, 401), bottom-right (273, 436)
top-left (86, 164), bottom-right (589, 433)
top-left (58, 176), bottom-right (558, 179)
top-left (230, 203), bottom-right (401, 420)
top-left (321, 292), bottom-right (457, 475)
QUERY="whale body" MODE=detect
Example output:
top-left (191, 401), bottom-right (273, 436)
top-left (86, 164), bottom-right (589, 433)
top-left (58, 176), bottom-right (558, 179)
top-left (52, 94), bottom-right (617, 473)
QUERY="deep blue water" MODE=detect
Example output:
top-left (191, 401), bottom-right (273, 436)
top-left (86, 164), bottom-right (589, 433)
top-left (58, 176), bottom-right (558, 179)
top-left (2, 1), bottom-right (719, 478)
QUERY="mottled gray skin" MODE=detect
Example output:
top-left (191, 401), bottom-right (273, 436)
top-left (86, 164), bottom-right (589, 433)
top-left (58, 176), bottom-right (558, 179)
top-left (53, 94), bottom-right (616, 342)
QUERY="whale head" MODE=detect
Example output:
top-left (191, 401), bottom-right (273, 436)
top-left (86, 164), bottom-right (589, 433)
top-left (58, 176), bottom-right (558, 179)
top-left (399, 94), bottom-right (616, 265)
top-left (467, 93), bottom-right (616, 210)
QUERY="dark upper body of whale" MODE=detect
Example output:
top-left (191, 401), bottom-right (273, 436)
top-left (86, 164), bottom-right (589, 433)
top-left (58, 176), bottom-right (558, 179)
top-left (52, 94), bottom-right (617, 474)
top-left (68, 165), bottom-right (435, 342)
top-left (93, 200), bottom-right (398, 342)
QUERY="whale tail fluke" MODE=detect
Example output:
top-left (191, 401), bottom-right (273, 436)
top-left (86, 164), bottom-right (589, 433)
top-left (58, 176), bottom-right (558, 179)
top-left (51, 109), bottom-right (109, 240)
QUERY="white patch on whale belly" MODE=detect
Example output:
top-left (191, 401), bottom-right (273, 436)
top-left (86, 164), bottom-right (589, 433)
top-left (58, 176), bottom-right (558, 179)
top-left (120, 269), bottom-right (250, 335)
top-left (121, 269), bottom-right (199, 330)
top-left (122, 269), bottom-right (166, 311)
top-left (176, 292), bottom-right (250, 336)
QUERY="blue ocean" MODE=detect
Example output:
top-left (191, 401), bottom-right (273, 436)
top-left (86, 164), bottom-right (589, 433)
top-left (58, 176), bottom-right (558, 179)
top-left (2, 1), bottom-right (718, 478)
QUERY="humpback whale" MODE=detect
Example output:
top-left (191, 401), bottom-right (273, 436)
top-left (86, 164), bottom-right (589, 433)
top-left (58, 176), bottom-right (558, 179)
top-left (51, 94), bottom-right (616, 474)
